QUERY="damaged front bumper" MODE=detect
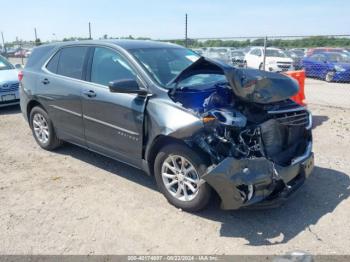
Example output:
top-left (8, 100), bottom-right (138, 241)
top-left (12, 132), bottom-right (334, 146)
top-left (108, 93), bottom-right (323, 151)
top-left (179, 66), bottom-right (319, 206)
top-left (202, 145), bottom-right (314, 210)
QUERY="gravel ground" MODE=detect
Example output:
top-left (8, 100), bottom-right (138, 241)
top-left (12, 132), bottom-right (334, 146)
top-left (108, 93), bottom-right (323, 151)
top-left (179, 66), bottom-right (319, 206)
top-left (0, 79), bottom-right (349, 255)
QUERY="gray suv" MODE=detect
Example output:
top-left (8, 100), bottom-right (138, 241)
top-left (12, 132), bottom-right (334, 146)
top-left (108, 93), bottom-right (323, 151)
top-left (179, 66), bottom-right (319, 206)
top-left (20, 40), bottom-right (314, 211)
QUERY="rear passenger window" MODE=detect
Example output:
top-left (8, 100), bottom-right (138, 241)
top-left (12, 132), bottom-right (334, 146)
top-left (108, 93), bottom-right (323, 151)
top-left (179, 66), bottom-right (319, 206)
top-left (57, 47), bottom-right (88, 80)
top-left (46, 51), bottom-right (60, 73)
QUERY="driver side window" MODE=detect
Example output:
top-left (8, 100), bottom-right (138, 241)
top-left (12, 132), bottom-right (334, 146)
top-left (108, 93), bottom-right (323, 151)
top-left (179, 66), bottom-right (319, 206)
top-left (90, 47), bottom-right (136, 86)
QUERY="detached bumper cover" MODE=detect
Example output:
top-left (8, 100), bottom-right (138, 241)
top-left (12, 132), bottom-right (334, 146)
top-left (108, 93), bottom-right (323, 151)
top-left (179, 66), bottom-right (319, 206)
top-left (202, 152), bottom-right (314, 210)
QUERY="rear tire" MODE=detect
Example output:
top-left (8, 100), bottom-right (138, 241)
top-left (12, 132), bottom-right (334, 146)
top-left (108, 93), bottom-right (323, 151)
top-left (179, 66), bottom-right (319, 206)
top-left (30, 106), bottom-right (62, 150)
top-left (154, 144), bottom-right (211, 212)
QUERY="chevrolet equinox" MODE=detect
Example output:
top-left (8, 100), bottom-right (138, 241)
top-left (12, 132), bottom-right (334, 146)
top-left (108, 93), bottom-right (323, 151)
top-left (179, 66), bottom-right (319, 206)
top-left (20, 40), bottom-right (314, 211)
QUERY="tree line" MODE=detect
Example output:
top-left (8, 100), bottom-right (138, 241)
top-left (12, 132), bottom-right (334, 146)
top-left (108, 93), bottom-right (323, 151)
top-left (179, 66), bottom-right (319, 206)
top-left (168, 36), bottom-right (350, 48)
top-left (2, 36), bottom-right (350, 50)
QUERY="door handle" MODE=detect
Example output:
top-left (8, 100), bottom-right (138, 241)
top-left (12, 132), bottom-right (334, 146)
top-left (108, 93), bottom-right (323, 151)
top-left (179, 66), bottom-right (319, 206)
top-left (41, 78), bottom-right (50, 85)
top-left (83, 90), bottom-right (97, 98)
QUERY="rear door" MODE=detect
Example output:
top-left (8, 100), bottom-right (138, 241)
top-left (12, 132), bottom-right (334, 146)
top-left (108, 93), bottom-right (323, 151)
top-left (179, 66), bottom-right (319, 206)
top-left (39, 46), bottom-right (89, 145)
top-left (82, 46), bottom-right (147, 166)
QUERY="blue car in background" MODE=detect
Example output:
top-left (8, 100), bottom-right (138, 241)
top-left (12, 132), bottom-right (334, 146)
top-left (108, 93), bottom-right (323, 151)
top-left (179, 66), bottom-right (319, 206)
top-left (302, 52), bottom-right (350, 82)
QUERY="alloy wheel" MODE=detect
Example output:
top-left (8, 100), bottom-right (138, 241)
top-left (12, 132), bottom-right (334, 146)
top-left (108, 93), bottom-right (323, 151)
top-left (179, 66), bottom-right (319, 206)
top-left (161, 155), bottom-right (201, 202)
top-left (32, 113), bottom-right (50, 144)
top-left (325, 71), bottom-right (335, 82)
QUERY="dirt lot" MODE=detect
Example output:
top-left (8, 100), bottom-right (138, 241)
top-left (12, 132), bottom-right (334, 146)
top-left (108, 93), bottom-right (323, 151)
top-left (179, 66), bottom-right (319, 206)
top-left (0, 79), bottom-right (349, 255)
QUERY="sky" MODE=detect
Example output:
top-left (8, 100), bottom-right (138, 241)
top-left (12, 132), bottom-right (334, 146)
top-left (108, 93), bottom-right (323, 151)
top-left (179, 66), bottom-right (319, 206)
top-left (1, 0), bottom-right (349, 42)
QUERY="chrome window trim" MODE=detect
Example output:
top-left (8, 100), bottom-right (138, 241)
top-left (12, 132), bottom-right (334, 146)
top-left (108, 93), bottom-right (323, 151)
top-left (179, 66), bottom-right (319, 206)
top-left (41, 44), bottom-right (148, 91)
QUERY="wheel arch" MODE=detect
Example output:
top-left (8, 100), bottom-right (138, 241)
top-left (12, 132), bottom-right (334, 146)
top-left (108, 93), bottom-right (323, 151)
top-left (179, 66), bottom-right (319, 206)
top-left (146, 135), bottom-right (212, 176)
top-left (146, 135), bottom-right (187, 176)
top-left (26, 100), bottom-right (46, 123)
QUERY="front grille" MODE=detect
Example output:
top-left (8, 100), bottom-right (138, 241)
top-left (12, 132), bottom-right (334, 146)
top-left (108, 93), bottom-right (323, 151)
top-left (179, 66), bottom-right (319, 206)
top-left (268, 108), bottom-right (310, 127)
top-left (0, 82), bottom-right (19, 92)
top-left (277, 61), bottom-right (292, 64)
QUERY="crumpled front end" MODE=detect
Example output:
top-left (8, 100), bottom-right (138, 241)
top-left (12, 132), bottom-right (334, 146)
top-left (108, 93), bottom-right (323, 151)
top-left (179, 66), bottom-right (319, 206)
top-left (198, 101), bottom-right (314, 209)
top-left (168, 57), bottom-right (314, 209)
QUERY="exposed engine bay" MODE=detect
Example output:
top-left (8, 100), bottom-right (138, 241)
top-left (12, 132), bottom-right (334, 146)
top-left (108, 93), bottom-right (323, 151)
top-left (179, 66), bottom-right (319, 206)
top-left (172, 82), bottom-right (312, 167)
top-left (168, 58), bottom-right (313, 209)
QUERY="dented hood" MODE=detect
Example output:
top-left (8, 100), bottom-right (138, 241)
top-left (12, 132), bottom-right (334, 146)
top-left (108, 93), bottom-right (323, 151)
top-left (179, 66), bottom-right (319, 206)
top-left (171, 57), bottom-right (299, 104)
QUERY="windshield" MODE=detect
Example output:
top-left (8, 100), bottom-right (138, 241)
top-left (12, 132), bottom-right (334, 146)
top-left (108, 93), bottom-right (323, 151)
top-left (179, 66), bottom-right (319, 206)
top-left (231, 51), bottom-right (245, 57)
top-left (266, 49), bottom-right (288, 58)
top-left (0, 56), bottom-right (14, 70)
top-left (327, 53), bottom-right (350, 63)
top-left (292, 50), bottom-right (305, 57)
top-left (129, 47), bottom-right (200, 87)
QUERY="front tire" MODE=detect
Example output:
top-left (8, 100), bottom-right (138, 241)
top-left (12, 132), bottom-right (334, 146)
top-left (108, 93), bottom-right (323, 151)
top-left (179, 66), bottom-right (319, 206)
top-left (30, 106), bottom-right (62, 150)
top-left (154, 144), bottom-right (211, 212)
top-left (325, 71), bottom-right (335, 82)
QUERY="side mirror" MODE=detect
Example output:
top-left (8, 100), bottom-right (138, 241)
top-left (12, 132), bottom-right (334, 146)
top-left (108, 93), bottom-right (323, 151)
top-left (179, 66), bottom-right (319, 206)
top-left (108, 79), bottom-right (148, 96)
top-left (14, 64), bottom-right (23, 69)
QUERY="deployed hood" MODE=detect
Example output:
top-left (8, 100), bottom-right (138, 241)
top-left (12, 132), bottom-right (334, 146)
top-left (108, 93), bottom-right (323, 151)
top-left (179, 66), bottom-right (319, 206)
top-left (170, 57), bottom-right (299, 104)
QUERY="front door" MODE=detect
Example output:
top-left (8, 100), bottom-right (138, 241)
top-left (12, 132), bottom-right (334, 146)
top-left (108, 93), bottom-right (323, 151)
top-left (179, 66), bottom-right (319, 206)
top-left (82, 47), bottom-right (146, 166)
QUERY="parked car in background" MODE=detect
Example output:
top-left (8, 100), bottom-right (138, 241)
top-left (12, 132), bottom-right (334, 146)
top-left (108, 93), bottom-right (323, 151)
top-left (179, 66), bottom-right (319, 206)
top-left (290, 48), bottom-right (307, 56)
top-left (245, 47), bottom-right (294, 72)
top-left (5, 48), bottom-right (18, 57)
top-left (0, 55), bottom-right (20, 107)
top-left (285, 49), bottom-right (305, 70)
top-left (230, 49), bottom-right (246, 67)
top-left (192, 48), bottom-right (204, 56)
top-left (205, 47), bottom-right (231, 64)
top-left (302, 52), bottom-right (350, 82)
top-left (24, 49), bottom-right (32, 58)
top-left (306, 47), bottom-right (346, 57)
top-left (20, 40), bottom-right (313, 211)
top-left (14, 48), bottom-right (29, 58)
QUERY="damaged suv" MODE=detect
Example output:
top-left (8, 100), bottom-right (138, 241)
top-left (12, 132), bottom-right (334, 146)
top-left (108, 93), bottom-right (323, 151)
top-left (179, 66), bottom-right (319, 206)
top-left (20, 40), bottom-right (314, 211)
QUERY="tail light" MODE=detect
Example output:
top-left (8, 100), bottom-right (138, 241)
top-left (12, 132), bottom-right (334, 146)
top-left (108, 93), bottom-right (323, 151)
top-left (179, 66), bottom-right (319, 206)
top-left (18, 71), bottom-right (23, 82)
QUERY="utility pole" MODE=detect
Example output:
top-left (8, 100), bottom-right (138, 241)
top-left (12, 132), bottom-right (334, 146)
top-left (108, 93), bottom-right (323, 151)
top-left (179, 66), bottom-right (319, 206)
top-left (263, 36), bottom-right (267, 71)
top-left (89, 22), bottom-right (92, 40)
top-left (185, 14), bottom-right (188, 48)
top-left (34, 27), bottom-right (38, 44)
top-left (1, 32), bottom-right (6, 57)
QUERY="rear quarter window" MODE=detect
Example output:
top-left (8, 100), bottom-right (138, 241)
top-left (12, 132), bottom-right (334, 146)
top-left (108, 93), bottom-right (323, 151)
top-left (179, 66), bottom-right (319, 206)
top-left (46, 51), bottom-right (60, 73)
top-left (25, 45), bottom-right (56, 69)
